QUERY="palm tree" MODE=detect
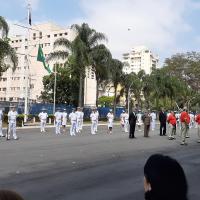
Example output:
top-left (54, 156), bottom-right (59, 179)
top-left (0, 16), bottom-right (18, 76)
top-left (47, 23), bottom-right (107, 107)
top-left (109, 59), bottom-right (123, 116)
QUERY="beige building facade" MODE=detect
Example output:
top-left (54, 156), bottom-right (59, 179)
top-left (0, 22), bottom-right (97, 106)
top-left (122, 46), bottom-right (159, 74)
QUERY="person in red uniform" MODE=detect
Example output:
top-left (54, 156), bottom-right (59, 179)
top-left (167, 111), bottom-right (176, 140)
top-left (195, 112), bottom-right (200, 143)
top-left (180, 107), bottom-right (190, 145)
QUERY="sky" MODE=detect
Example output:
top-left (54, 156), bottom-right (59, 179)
top-left (1, 0), bottom-right (200, 65)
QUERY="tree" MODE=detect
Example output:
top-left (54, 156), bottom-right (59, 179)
top-left (109, 59), bottom-right (123, 115)
top-left (98, 96), bottom-right (114, 107)
top-left (47, 23), bottom-right (107, 107)
top-left (0, 16), bottom-right (18, 76)
top-left (41, 64), bottom-right (79, 105)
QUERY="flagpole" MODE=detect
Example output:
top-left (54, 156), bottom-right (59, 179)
top-left (24, 2), bottom-right (31, 123)
top-left (53, 64), bottom-right (57, 115)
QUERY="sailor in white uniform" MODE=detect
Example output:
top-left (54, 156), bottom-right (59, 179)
top-left (8, 106), bottom-right (18, 140)
top-left (94, 107), bottom-right (99, 132)
top-left (79, 107), bottom-right (84, 131)
top-left (150, 110), bottom-right (156, 131)
top-left (0, 109), bottom-right (4, 137)
top-left (62, 108), bottom-right (68, 132)
top-left (136, 110), bottom-right (143, 131)
top-left (107, 109), bottom-right (114, 134)
top-left (90, 108), bottom-right (98, 135)
top-left (124, 110), bottom-right (129, 133)
top-left (76, 107), bottom-right (82, 133)
top-left (120, 111), bottom-right (125, 131)
top-left (54, 108), bottom-right (63, 135)
top-left (38, 108), bottom-right (48, 133)
top-left (69, 108), bottom-right (77, 136)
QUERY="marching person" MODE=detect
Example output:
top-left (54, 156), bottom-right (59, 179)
top-left (150, 110), bottom-right (156, 131)
top-left (0, 108), bottom-right (5, 137)
top-left (107, 109), bottom-right (114, 134)
top-left (129, 108), bottom-right (137, 139)
top-left (175, 111), bottom-right (181, 130)
top-left (142, 110), bottom-right (151, 137)
top-left (124, 110), bottom-right (129, 133)
top-left (136, 110), bottom-right (143, 132)
top-left (79, 107), bottom-right (84, 132)
top-left (167, 111), bottom-right (177, 140)
top-left (180, 107), bottom-right (190, 145)
top-left (90, 108), bottom-right (98, 135)
top-left (76, 107), bottom-right (82, 133)
top-left (159, 108), bottom-right (167, 136)
top-left (120, 110), bottom-right (125, 131)
top-left (189, 112), bottom-right (194, 129)
top-left (7, 105), bottom-right (18, 140)
top-left (62, 108), bottom-right (68, 133)
top-left (38, 108), bottom-right (48, 133)
top-left (94, 107), bottom-right (99, 132)
top-left (69, 108), bottom-right (77, 136)
top-left (54, 108), bottom-right (62, 135)
top-left (195, 111), bottom-right (200, 143)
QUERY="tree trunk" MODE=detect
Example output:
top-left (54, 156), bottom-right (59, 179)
top-left (113, 86), bottom-right (117, 117)
top-left (125, 88), bottom-right (128, 109)
top-left (78, 75), bottom-right (83, 107)
top-left (96, 79), bottom-right (99, 107)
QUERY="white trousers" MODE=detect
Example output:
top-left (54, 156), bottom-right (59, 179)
top-left (95, 120), bottom-right (98, 131)
top-left (40, 120), bottom-right (46, 132)
top-left (76, 119), bottom-right (81, 132)
top-left (91, 121), bottom-right (97, 134)
top-left (0, 120), bottom-right (3, 136)
top-left (151, 120), bottom-right (156, 130)
top-left (124, 120), bottom-right (129, 133)
top-left (70, 121), bottom-right (76, 136)
top-left (55, 120), bottom-right (61, 134)
top-left (8, 121), bottom-right (17, 139)
top-left (80, 119), bottom-right (83, 130)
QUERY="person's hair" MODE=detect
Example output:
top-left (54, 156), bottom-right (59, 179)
top-left (144, 154), bottom-right (188, 200)
top-left (0, 190), bottom-right (24, 200)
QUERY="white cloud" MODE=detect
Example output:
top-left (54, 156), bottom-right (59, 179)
top-left (72, 0), bottom-right (192, 60)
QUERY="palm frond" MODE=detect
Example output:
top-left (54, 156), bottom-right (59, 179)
top-left (53, 38), bottom-right (71, 50)
top-left (47, 51), bottom-right (69, 62)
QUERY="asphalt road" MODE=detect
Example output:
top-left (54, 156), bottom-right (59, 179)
top-left (0, 124), bottom-right (199, 200)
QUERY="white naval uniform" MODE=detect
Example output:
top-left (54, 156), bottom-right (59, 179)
top-left (107, 112), bottom-right (114, 128)
top-left (69, 112), bottom-right (77, 136)
top-left (95, 111), bottom-right (99, 132)
top-left (54, 111), bottom-right (62, 134)
top-left (80, 111), bottom-right (84, 131)
top-left (90, 112), bottom-right (98, 135)
top-left (62, 112), bottom-right (68, 126)
top-left (38, 112), bottom-right (48, 132)
top-left (8, 110), bottom-right (18, 139)
top-left (150, 112), bottom-right (156, 131)
top-left (76, 111), bottom-right (82, 133)
top-left (189, 113), bottom-right (194, 128)
top-left (124, 113), bottom-right (129, 133)
top-left (0, 110), bottom-right (4, 137)
top-left (120, 113), bottom-right (125, 129)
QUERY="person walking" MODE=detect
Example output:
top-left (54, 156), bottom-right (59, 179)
top-left (150, 110), bottom-right (156, 131)
top-left (94, 107), bottom-right (99, 132)
top-left (124, 110), bottom-right (129, 133)
top-left (120, 110), bottom-right (125, 131)
top-left (195, 111), bottom-right (200, 143)
top-left (54, 108), bottom-right (62, 135)
top-left (143, 154), bottom-right (188, 200)
top-left (7, 105), bottom-right (18, 140)
top-left (159, 108), bottom-right (167, 136)
top-left (142, 110), bottom-right (151, 137)
top-left (107, 109), bottom-right (114, 134)
top-left (129, 108), bottom-right (137, 138)
top-left (38, 108), bottom-right (48, 133)
top-left (0, 109), bottom-right (5, 137)
top-left (167, 111), bottom-right (177, 140)
top-left (76, 107), bottom-right (82, 133)
top-left (136, 110), bottom-right (143, 131)
top-left (90, 108), bottom-right (98, 135)
top-left (79, 107), bottom-right (84, 132)
top-left (62, 108), bottom-right (68, 133)
top-left (180, 107), bottom-right (190, 145)
top-left (69, 108), bottom-right (77, 136)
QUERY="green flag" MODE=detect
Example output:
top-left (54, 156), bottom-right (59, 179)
top-left (37, 44), bottom-right (52, 74)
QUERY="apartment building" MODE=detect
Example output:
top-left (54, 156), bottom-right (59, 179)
top-left (122, 46), bottom-right (159, 74)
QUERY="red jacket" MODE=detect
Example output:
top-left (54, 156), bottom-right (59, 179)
top-left (167, 114), bottom-right (176, 125)
top-left (180, 111), bottom-right (190, 124)
top-left (195, 114), bottom-right (200, 125)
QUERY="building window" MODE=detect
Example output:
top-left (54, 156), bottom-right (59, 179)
top-left (39, 32), bottom-right (42, 39)
top-left (25, 46), bottom-right (28, 49)
top-left (12, 41), bottom-right (14, 43)
top-left (3, 88), bottom-right (6, 91)
top-left (47, 35), bottom-right (50, 38)
top-left (25, 38), bottom-right (28, 41)
top-left (59, 33), bottom-right (63, 36)
top-left (16, 40), bottom-right (18, 43)
top-left (19, 39), bottom-right (22, 42)
top-left (64, 32), bottom-right (68, 35)
top-left (54, 34), bottom-right (57, 37)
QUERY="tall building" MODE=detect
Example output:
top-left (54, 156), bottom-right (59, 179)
top-left (122, 46), bottom-right (159, 74)
top-left (0, 22), bottom-right (96, 106)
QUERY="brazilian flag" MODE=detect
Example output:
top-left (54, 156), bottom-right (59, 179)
top-left (37, 44), bottom-right (52, 74)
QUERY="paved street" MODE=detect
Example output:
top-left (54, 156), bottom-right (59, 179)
top-left (0, 124), bottom-right (199, 200)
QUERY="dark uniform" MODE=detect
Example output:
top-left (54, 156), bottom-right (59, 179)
top-left (129, 112), bottom-right (137, 138)
top-left (159, 110), bottom-right (167, 136)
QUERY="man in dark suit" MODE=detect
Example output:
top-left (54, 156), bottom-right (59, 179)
top-left (129, 108), bottom-right (137, 138)
top-left (159, 108), bottom-right (167, 136)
